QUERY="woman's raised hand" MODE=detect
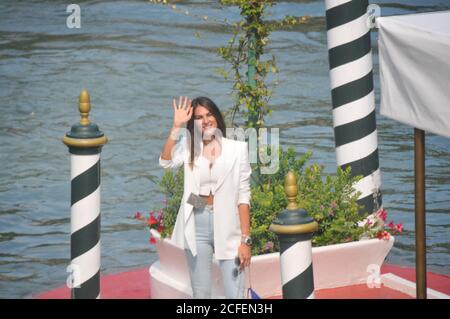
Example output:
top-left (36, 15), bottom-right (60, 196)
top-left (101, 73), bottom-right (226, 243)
top-left (172, 96), bottom-right (193, 128)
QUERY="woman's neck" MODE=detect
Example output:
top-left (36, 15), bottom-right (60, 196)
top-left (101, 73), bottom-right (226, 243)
top-left (203, 136), bottom-right (215, 146)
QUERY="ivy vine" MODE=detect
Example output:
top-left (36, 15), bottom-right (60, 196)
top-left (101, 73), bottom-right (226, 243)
top-left (218, 0), bottom-right (304, 131)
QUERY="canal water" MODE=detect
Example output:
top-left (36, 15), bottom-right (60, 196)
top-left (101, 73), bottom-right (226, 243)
top-left (0, 0), bottom-right (449, 298)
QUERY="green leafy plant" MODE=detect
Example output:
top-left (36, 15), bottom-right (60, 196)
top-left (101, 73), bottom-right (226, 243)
top-left (217, 0), bottom-right (276, 130)
top-left (297, 163), bottom-right (365, 246)
top-left (132, 168), bottom-right (182, 244)
top-left (154, 168), bottom-right (184, 239)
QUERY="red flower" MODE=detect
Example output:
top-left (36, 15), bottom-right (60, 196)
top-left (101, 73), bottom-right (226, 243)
top-left (147, 216), bottom-right (158, 226)
top-left (134, 212), bottom-right (142, 220)
top-left (157, 225), bottom-right (164, 233)
top-left (395, 223), bottom-right (404, 233)
top-left (376, 231), bottom-right (391, 240)
top-left (149, 236), bottom-right (156, 245)
top-left (387, 221), bottom-right (395, 229)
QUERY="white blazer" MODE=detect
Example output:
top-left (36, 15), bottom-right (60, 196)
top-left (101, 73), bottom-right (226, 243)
top-left (159, 134), bottom-right (251, 260)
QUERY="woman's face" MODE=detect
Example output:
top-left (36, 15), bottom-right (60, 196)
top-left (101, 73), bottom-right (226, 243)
top-left (193, 105), bottom-right (218, 136)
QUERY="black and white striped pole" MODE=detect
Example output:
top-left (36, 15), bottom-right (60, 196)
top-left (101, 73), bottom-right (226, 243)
top-left (270, 172), bottom-right (318, 299)
top-left (63, 90), bottom-right (107, 299)
top-left (324, 0), bottom-right (382, 215)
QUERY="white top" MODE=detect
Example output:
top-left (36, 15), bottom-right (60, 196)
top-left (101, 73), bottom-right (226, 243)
top-left (196, 154), bottom-right (219, 196)
top-left (195, 139), bottom-right (223, 196)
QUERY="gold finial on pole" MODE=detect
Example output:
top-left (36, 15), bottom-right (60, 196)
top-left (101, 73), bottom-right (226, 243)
top-left (79, 90), bottom-right (91, 126)
top-left (63, 89), bottom-right (108, 149)
top-left (285, 171), bottom-right (299, 210)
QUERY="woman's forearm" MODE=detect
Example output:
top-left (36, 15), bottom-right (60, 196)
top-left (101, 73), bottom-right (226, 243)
top-left (160, 125), bottom-right (182, 160)
top-left (238, 203), bottom-right (251, 236)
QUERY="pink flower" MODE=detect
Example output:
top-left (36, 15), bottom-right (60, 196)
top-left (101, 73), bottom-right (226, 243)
top-left (387, 221), bottom-right (395, 229)
top-left (331, 201), bottom-right (337, 209)
top-left (395, 223), bottom-right (404, 233)
top-left (377, 209), bottom-right (387, 222)
top-left (265, 242), bottom-right (274, 251)
top-left (134, 212), bottom-right (142, 220)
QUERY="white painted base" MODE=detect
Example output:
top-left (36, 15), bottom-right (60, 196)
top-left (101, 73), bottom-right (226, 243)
top-left (149, 229), bottom-right (395, 299)
top-left (381, 273), bottom-right (449, 299)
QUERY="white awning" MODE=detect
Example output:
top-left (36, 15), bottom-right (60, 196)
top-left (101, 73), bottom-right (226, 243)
top-left (377, 11), bottom-right (450, 138)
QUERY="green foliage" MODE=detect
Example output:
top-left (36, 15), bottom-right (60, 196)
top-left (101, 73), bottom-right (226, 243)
top-left (247, 147), bottom-right (312, 254)
top-left (297, 164), bottom-right (365, 246)
top-left (217, 0), bottom-right (301, 129)
top-left (157, 167), bottom-right (184, 238)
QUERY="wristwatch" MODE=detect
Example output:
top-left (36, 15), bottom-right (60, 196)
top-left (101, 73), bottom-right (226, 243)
top-left (241, 235), bottom-right (252, 246)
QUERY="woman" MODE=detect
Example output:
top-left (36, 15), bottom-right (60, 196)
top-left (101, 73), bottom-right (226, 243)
top-left (159, 96), bottom-right (252, 299)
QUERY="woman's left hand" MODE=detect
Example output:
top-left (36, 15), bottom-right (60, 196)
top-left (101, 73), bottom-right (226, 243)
top-left (238, 243), bottom-right (252, 269)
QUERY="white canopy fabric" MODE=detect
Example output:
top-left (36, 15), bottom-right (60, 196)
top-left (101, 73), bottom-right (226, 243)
top-left (377, 11), bottom-right (450, 139)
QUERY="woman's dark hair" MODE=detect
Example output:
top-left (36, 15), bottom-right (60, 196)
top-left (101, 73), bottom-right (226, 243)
top-left (186, 96), bottom-right (226, 170)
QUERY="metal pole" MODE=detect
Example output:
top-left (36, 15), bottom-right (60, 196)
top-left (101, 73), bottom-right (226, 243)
top-left (247, 25), bottom-right (258, 130)
top-left (247, 24), bottom-right (263, 182)
top-left (270, 172), bottom-right (318, 299)
top-left (248, 28), bottom-right (257, 89)
top-left (324, 0), bottom-right (382, 215)
top-left (63, 90), bottom-right (108, 299)
top-left (414, 128), bottom-right (426, 299)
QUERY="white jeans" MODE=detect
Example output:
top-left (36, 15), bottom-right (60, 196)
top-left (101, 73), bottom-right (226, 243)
top-left (185, 204), bottom-right (244, 299)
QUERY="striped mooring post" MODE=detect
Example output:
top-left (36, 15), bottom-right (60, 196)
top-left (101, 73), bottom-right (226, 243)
top-left (269, 171), bottom-right (318, 299)
top-left (325, 0), bottom-right (382, 214)
top-left (62, 90), bottom-right (108, 299)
